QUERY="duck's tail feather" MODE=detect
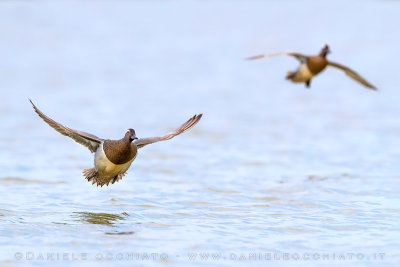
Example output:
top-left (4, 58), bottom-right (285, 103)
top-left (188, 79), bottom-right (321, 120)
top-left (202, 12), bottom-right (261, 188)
top-left (111, 172), bottom-right (127, 185)
top-left (83, 168), bottom-right (127, 187)
top-left (286, 71), bottom-right (296, 80)
top-left (83, 168), bottom-right (101, 186)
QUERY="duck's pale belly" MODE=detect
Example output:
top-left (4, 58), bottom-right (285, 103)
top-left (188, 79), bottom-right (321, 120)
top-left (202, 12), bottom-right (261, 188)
top-left (291, 64), bottom-right (314, 82)
top-left (94, 142), bottom-right (136, 178)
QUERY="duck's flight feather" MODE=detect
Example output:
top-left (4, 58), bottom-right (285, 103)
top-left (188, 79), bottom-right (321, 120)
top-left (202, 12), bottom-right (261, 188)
top-left (29, 100), bottom-right (103, 153)
top-left (246, 52), bottom-right (309, 63)
top-left (327, 61), bottom-right (377, 90)
top-left (133, 114), bottom-right (202, 149)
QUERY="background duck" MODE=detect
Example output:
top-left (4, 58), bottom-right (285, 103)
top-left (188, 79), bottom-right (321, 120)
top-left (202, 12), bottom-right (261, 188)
top-left (247, 45), bottom-right (377, 90)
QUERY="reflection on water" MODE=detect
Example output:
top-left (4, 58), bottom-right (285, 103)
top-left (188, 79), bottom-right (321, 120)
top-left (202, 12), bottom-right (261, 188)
top-left (72, 212), bottom-right (129, 226)
top-left (105, 231), bottom-right (135, 235)
top-left (0, 1), bottom-right (399, 266)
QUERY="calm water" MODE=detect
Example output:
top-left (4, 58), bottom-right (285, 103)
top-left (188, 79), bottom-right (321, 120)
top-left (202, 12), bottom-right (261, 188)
top-left (0, 1), bottom-right (399, 266)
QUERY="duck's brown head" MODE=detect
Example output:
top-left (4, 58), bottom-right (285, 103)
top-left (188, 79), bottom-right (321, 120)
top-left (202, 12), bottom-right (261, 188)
top-left (320, 44), bottom-right (331, 57)
top-left (125, 129), bottom-right (138, 142)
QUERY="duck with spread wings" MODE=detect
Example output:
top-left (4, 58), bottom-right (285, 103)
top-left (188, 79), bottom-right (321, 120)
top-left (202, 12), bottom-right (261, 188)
top-left (247, 45), bottom-right (377, 90)
top-left (30, 100), bottom-right (202, 187)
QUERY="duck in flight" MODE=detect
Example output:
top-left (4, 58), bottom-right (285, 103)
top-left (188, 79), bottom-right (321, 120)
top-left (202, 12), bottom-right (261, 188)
top-left (29, 100), bottom-right (202, 187)
top-left (246, 45), bottom-right (377, 90)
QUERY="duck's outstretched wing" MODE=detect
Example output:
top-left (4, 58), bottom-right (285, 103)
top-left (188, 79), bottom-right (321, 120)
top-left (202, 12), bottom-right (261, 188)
top-left (246, 52), bottom-right (309, 64)
top-left (328, 61), bottom-right (377, 90)
top-left (30, 100), bottom-right (103, 153)
top-left (133, 114), bottom-right (202, 149)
